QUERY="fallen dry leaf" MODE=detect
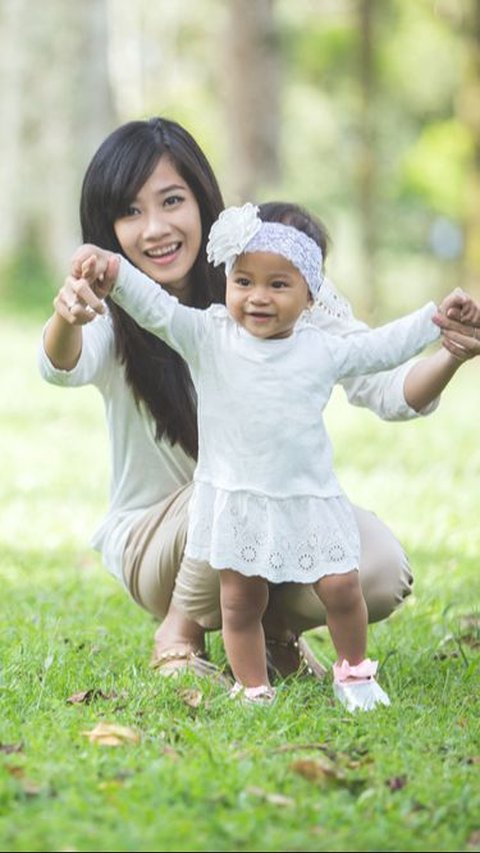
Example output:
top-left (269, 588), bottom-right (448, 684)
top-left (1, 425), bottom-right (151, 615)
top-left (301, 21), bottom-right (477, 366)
top-left (459, 613), bottom-right (480, 631)
top-left (246, 786), bottom-right (295, 807)
top-left (66, 689), bottom-right (118, 705)
top-left (467, 830), bottom-right (480, 849)
top-left (20, 779), bottom-right (43, 797)
top-left (160, 744), bottom-right (181, 760)
top-left (386, 774), bottom-right (407, 792)
top-left (234, 741), bottom-right (335, 761)
top-left (433, 650), bottom-right (459, 661)
top-left (179, 688), bottom-right (203, 708)
top-left (290, 757), bottom-right (345, 785)
top-left (5, 765), bottom-right (26, 779)
top-left (0, 743), bottom-right (23, 755)
top-left (459, 633), bottom-right (480, 649)
top-left (81, 722), bottom-right (140, 746)
top-left (5, 765), bottom-right (42, 796)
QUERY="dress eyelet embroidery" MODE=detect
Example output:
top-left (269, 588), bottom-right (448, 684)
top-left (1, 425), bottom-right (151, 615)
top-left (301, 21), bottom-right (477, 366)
top-left (298, 552), bottom-right (315, 572)
top-left (240, 544), bottom-right (257, 563)
top-left (269, 550), bottom-right (285, 572)
top-left (186, 484), bottom-right (360, 582)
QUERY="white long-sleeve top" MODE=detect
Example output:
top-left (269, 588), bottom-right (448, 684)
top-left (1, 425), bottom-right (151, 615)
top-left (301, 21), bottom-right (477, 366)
top-left (109, 259), bottom-right (440, 582)
top-left (38, 268), bottom-right (440, 584)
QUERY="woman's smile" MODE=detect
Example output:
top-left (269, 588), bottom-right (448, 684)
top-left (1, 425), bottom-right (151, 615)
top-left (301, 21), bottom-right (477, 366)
top-left (144, 241), bottom-right (182, 265)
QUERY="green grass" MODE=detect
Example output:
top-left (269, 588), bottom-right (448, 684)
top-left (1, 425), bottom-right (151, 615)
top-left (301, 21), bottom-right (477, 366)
top-left (1, 315), bottom-right (479, 852)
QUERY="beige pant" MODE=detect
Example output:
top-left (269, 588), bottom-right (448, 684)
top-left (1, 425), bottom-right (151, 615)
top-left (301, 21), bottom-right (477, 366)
top-left (123, 482), bottom-right (413, 633)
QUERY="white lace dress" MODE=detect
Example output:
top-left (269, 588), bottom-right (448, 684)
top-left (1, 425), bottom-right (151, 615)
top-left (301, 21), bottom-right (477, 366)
top-left (112, 260), bottom-right (439, 583)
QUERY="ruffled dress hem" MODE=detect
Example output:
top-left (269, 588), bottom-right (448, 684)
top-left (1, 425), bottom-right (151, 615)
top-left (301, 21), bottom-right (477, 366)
top-left (185, 482), bottom-right (360, 584)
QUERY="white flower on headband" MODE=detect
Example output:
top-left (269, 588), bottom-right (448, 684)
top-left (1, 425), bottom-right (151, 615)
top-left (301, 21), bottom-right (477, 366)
top-left (206, 203), bottom-right (262, 269)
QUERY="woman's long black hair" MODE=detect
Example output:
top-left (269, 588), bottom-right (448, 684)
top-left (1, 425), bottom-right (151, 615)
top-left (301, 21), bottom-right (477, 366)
top-left (80, 117), bottom-right (225, 459)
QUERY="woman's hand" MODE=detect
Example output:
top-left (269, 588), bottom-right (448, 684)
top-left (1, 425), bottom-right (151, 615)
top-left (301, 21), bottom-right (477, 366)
top-left (53, 271), bottom-right (103, 326)
top-left (434, 289), bottom-right (480, 363)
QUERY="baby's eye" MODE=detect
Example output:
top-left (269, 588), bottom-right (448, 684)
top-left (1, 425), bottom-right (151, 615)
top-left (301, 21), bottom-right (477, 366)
top-left (235, 277), bottom-right (251, 287)
top-left (271, 280), bottom-right (288, 289)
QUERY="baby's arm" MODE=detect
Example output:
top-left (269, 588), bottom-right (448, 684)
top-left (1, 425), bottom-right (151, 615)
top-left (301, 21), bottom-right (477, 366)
top-left (107, 255), bottom-right (206, 362)
top-left (331, 302), bottom-right (440, 380)
top-left (67, 246), bottom-right (205, 363)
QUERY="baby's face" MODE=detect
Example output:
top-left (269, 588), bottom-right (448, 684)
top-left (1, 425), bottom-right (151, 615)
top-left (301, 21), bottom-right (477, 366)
top-left (226, 251), bottom-right (312, 340)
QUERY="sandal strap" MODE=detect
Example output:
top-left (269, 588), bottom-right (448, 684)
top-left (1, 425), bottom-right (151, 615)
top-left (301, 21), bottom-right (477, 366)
top-left (265, 635), bottom-right (327, 680)
top-left (150, 647), bottom-right (205, 669)
top-left (265, 637), bottom-right (297, 649)
top-left (297, 636), bottom-right (327, 679)
top-left (150, 646), bottom-right (232, 687)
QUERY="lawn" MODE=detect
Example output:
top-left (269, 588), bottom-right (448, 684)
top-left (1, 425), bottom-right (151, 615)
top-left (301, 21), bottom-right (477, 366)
top-left (1, 316), bottom-right (479, 852)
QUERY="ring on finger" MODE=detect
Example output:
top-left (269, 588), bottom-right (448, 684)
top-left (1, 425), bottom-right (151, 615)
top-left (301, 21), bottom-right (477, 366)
top-left (473, 326), bottom-right (479, 341)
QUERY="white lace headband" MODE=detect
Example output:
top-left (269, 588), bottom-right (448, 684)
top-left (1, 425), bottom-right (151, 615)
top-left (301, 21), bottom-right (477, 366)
top-left (206, 203), bottom-right (324, 297)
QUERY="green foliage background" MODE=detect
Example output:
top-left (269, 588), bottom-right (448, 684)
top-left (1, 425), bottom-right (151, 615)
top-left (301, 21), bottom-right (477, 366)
top-left (0, 0), bottom-right (471, 320)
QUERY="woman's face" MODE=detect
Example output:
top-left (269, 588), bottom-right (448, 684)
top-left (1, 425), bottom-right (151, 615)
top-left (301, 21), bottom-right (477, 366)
top-left (114, 155), bottom-right (202, 304)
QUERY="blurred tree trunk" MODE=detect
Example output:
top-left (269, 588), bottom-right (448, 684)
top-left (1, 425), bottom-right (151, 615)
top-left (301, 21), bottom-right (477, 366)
top-left (223, 0), bottom-right (281, 202)
top-left (0, 0), bottom-right (115, 284)
top-left (356, 0), bottom-right (379, 318)
top-left (458, 0), bottom-right (480, 296)
top-left (0, 0), bottom-right (27, 263)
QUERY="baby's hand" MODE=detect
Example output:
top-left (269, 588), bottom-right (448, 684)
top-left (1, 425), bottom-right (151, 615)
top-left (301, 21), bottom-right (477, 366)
top-left (54, 245), bottom-right (120, 323)
top-left (439, 288), bottom-right (480, 325)
top-left (71, 244), bottom-right (119, 301)
top-left (433, 287), bottom-right (480, 362)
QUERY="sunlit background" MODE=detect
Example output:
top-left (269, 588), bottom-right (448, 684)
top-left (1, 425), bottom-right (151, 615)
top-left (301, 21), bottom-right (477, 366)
top-left (0, 0), bottom-right (477, 322)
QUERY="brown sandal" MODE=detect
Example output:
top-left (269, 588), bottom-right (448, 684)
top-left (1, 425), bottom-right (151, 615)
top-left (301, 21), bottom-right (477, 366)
top-left (150, 647), bottom-right (232, 688)
top-left (265, 635), bottom-right (327, 681)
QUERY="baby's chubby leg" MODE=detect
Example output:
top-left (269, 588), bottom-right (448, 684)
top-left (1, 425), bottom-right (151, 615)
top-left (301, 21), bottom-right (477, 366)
top-left (315, 570), bottom-right (390, 711)
top-left (220, 569), bottom-right (270, 688)
top-left (314, 570), bottom-right (367, 666)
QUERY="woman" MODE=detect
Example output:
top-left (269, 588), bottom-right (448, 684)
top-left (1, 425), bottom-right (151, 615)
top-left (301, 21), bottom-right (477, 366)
top-left (39, 117), bottom-right (480, 682)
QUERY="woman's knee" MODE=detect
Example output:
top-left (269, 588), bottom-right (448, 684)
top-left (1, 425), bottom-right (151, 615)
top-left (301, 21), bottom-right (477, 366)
top-left (172, 556), bottom-right (222, 630)
top-left (352, 505), bottom-right (413, 622)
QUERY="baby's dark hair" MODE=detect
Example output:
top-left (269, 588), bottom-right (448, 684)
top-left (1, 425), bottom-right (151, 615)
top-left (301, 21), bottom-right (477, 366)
top-left (257, 201), bottom-right (330, 262)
